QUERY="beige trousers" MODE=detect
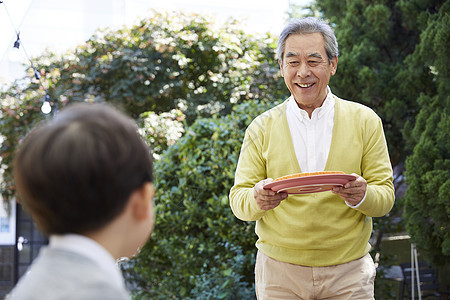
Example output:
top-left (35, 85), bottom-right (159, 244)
top-left (255, 250), bottom-right (376, 300)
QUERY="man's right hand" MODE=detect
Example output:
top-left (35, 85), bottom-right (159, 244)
top-left (254, 178), bottom-right (288, 211)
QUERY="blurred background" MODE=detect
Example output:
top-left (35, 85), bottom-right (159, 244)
top-left (1, 0), bottom-right (448, 299)
top-left (0, 0), bottom-right (311, 84)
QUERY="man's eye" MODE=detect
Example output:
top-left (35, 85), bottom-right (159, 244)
top-left (309, 61), bottom-right (320, 66)
top-left (288, 61), bottom-right (299, 66)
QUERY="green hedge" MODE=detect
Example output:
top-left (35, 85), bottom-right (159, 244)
top-left (122, 100), bottom-right (278, 299)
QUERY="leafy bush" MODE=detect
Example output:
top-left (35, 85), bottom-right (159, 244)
top-left (138, 109), bottom-right (185, 159)
top-left (28, 10), bottom-right (285, 122)
top-left (187, 246), bottom-right (256, 300)
top-left (122, 100), bottom-right (278, 299)
top-left (0, 80), bottom-right (50, 207)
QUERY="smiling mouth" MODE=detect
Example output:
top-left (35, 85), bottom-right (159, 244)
top-left (296, 83), bottom-right (314, 88)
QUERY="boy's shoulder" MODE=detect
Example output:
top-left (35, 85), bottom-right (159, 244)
top-left (7, 248), bottom-right (130, 300)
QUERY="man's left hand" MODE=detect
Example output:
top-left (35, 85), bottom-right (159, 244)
top-left (331, 174), bottom-right (367, 206)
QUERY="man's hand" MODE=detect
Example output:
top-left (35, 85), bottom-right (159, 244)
top-left (254, 178), bottom-right (288, 211)
top-left (331, 174), bottom-right (367, 206)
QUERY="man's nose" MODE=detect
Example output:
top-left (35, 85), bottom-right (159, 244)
top-left (297, 63), bottom-right (311, 78)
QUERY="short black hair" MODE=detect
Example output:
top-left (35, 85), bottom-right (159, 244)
top-left (13, 102), bottom-right (153, 235)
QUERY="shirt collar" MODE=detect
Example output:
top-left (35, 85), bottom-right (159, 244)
top-left (317, 87), bottom-right (335, 119)
top-left (288, 86), bottom-right (335, 121)
top-left (49, 234), bottom-right (126, 289)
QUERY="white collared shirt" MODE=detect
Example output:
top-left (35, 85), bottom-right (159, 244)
top-left (286, 87), bottom-right (365, 207)
top-left (49, 234), bottom-right (126, 289)
top-left (286, 87), bottom-right (335, 173)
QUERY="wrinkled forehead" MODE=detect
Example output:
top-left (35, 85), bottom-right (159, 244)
top-left (283, 32), bottom-right (326, 54)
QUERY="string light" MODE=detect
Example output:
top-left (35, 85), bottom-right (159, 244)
top-left (13, 33), bottom-right (20, 48)
top-left (33, 68), bottom-right (41, 80)
top-left (41, 94), bottom-right (51, 114)
top-left (1, 0), bottom-right (53, 114)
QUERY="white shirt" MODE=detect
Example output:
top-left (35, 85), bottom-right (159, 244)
top-left (286, 87), bottom-right (365, 207)
top-left (286, 87), bottom-right (335, 173)
top-left (49, 234), bottom-right (126, 289)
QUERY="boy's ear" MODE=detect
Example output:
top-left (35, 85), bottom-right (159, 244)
top-left (130, 183), bottom-right (154, 221)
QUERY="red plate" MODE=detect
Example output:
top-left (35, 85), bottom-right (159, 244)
top-left (263, 174), bottom-right (358, 194)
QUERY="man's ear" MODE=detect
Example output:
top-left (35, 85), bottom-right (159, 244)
top-left (330, 56), bottom-right (338, 76)
top-left (279, 59), bottom-right (284, 77)
top-left (129, 183), bottom-right (154, 221)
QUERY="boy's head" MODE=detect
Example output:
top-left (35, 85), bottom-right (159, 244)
top-left (13, 102), bottom-right (154, 237)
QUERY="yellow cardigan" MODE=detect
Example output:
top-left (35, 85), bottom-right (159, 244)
top-left (229, 97), bottom-right (395, 267)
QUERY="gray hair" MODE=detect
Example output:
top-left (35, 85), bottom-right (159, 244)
top-left (276, 17), bottom-right (339, 63)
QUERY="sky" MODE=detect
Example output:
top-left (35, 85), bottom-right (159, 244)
top-left (0, 0), bottom-right (312, 84)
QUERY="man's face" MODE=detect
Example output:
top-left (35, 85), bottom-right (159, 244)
top-left (279, 32), bottom-right (337, 112)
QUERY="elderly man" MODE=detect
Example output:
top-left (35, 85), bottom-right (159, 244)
top-left (229, 17), bottom-right (394, 299)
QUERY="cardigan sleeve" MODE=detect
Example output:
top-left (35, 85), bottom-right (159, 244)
top-left (229, 121), bottom-right (268, 221)
top-left (353, 114), bottom-right (395, 217)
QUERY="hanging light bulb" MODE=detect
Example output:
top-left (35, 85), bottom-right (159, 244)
top-left (13, 33), bottom-right (20, 49)
top-left (41, 94), bottom-right (51, 114)
top-left (33, 68), bottom-right (41, 80)
top-left (8, 33), bottom-right (22, 62)
top-left (41, 101), bottom-right (51, 114)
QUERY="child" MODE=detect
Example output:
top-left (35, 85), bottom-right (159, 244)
top-left (7, 102), bottom-right (155, 300)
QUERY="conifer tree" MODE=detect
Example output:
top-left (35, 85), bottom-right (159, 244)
top-left (403, 0), bottom-right (449, 265)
